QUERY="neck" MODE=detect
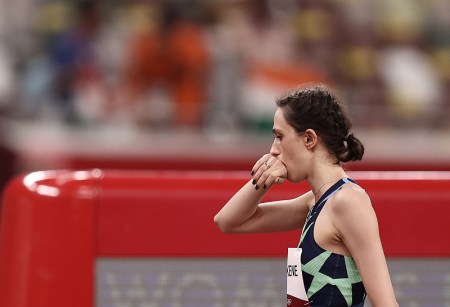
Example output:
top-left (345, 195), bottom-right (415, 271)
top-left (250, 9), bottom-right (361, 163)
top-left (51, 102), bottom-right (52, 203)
top-left (307, 163), bottom-right (347, 200)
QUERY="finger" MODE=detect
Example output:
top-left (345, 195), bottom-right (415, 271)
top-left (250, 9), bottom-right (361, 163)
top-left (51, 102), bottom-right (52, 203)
top-left (251, 154), bottom-right (271, 176)
top-left (253, 163), bottom-right (269, 188)
top-left (259, 168), bottom-right (286, 188)
top-left (251, 154), bottom-right (273, 186)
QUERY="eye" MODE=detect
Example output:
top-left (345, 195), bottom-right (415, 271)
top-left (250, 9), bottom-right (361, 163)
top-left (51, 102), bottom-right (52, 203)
top-left (272, 129), bottom-right (282, 141)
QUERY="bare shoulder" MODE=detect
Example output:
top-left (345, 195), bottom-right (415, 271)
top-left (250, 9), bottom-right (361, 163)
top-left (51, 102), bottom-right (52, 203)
top-left (329, 182), bottom-right (375, 217)
top-left (329, 182), bottom-right (380, 251)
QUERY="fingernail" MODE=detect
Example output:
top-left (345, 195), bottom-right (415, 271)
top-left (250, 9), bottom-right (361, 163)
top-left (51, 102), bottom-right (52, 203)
top-left (251, 171), bottom-right (254, 176)
top-left (255, 185), bottom-right (259, 190)
top-left (252, 179), bottom-right (256, 185)
top-left (263, 184), bottom-right (266, 189)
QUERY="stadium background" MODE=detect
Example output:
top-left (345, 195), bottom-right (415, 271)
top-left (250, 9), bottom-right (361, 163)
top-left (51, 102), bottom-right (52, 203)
top-left (0, 0), bottom-right (449, 306)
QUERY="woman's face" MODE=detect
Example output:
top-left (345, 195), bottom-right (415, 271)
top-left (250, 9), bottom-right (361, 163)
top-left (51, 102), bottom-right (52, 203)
top-left (270, 108), bottom-right (309, 183)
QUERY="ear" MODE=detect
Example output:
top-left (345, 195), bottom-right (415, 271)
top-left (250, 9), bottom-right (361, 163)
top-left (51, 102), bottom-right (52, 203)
top-left (304, 129), bottom-right (318, 150)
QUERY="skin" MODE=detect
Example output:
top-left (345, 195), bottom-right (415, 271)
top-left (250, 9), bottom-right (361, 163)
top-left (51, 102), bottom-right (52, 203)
top-left (214, 107), bottom-right (398, 307)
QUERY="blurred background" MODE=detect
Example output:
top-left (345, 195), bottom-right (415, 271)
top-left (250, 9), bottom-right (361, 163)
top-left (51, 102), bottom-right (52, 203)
top-left (0, 0), bottom-right (450, 192)
top-left (0, 1), bottom-right (450, 306)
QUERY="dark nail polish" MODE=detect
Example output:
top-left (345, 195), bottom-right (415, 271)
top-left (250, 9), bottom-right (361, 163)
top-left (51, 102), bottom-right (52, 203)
top-left (251, 171), bottom-right (255, 176)
top-left (252, 179), bottom-right (256, 185)
top-left (255, 185), bottom-right (259, 190)
top-left (263, 184), bottom-right (266, 189)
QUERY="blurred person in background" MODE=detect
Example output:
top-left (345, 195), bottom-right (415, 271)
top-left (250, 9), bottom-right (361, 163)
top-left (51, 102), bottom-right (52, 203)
top-left (375, 0), bottom-right (444, 128)
top-left (163, 1), bottom-right (210, 129)
top-left (203, 1), bottom-right (246, 134)
top-left (121, 1), bottom-right (210, 130)
top-left (423, 0), bottom-right (450, 128)
top-left (119, 3), bottom-right (173, 127)
top-left (236, 0), bottom-right (329, 132)
top-left (48, 0), bottom-right (104, 124)
top-left (328, 0), bottom-right (387, 128)
top-left (215, 84), bottom-right (398, 306)
top-left (0, 41), bottom-right (15, 116)
top-left (19, 0), bottom-right (106, 124)
top-left (0, 20), bottom-right (17, 202)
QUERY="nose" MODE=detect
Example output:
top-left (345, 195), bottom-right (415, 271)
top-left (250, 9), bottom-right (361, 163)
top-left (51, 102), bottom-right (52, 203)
top-left (270, 140), bottom-right (280, 156)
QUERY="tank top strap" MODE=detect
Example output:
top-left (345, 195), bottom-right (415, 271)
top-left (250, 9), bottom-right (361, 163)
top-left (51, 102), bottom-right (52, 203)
top-left (312, 177), bottom-right (356, 214)
top-left (300, 177), bottom-right (357, 246)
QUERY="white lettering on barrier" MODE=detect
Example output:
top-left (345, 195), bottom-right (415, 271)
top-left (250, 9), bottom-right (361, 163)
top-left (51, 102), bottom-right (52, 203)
top-left (98, 270), bottom-right (283, 306)
top-left (96, 258), bottom-right (450, 306)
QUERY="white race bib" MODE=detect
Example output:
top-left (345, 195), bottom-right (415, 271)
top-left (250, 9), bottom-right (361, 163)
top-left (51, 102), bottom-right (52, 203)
top-left (287, 248), bottom-right (309, 306)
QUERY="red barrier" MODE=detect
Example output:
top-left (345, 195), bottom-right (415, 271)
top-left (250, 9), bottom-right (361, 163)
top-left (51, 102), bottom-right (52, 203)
top-left (0, 170), bottom-right (98, 307)
top-left (1, 170), bottom-right (450, 307)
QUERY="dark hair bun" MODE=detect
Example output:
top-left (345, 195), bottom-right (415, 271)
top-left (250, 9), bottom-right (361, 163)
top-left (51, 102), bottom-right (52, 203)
top-left (339, 133), bottom-right (364, 162)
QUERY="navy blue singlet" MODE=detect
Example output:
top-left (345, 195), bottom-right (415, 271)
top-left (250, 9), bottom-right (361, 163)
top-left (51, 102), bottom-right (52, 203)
top-left (299, 178), bottom-right (367, 307)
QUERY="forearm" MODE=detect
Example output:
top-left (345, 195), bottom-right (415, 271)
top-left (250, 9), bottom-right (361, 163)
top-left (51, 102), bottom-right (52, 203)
top-left (215, 153), bottom-right (288, 233)
top-left (214, 179), bottom-right (267, 233)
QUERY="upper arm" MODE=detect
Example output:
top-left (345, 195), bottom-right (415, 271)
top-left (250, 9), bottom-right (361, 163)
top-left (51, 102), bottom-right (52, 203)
top-left (332, 188), bottom-right (398, 306)
top-left (228, 191), bottom-right (314, 233)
